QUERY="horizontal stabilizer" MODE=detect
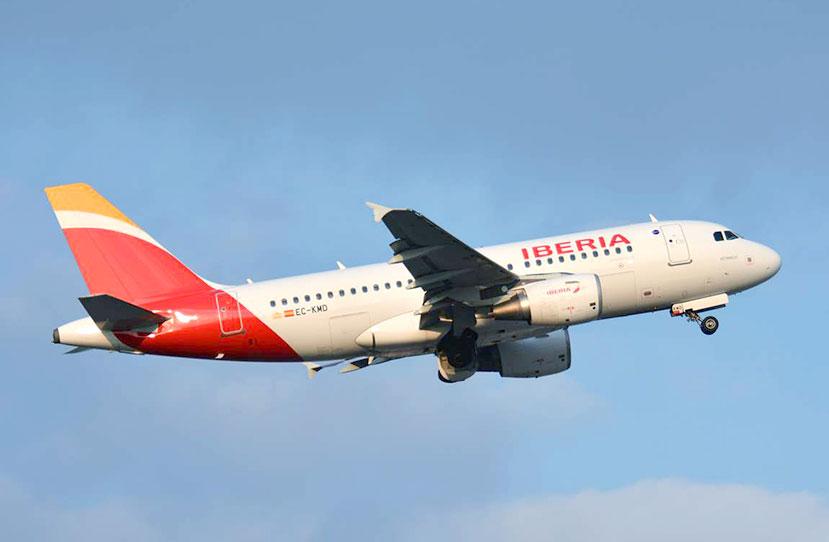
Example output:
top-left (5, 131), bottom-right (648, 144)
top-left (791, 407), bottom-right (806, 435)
top-left (79, 294), bottom-right (169, 332)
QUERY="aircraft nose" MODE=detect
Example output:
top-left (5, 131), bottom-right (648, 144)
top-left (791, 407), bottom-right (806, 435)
top-left (764, 245), bottom-right (782, 278)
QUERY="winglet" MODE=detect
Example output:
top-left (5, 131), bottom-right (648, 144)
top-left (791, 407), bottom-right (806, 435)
top-left (649, 213), bottom-right (659, 223)
top-left (365, 201), bottom-right (396, 223)
top-left (336, 261), bottom-right (346, 270)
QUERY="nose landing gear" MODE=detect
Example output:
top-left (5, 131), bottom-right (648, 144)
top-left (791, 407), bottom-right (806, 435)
top-left (700, 316), bottom-right (719, 335)
top-left (685, 311), bottom-right (719, 335)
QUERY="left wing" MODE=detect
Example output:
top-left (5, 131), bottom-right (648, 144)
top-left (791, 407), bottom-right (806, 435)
top-left (367, 202), bottom-right (518, 305)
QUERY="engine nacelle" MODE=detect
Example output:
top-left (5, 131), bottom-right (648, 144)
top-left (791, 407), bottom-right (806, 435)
top-left (478, 330), bottom-right (571, 378)
top-left (491, 274), bottom-right (602, 327)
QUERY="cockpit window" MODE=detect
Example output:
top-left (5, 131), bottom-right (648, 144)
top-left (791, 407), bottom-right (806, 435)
top-left (713, 231), bottom-right (724, 242)
top-left (725, 230), bottom-right (740, 240)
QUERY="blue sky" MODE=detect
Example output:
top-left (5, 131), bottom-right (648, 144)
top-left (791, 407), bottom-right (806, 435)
top-left (1, 1), bottom-right (828, 539)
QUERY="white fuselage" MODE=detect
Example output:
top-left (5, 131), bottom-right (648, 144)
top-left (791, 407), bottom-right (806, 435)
top-left (231, 220), bottom-right (781, 361)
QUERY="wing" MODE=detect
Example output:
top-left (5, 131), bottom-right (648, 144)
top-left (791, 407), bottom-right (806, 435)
top-left (367, 202), bottom-right (518, 304)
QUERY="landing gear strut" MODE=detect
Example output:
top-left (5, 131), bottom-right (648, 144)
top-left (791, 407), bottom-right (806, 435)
top-left (685, 311), bottom-right (719, 335)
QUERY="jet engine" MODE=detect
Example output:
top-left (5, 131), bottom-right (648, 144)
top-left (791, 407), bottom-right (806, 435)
top-left (478, 330), bottom-right (571, 378)
top-left (491, 274), bottom-right (602, 327)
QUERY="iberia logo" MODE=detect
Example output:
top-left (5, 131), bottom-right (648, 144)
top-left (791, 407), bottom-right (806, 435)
top-left (546, 282), bottom-right (580, 296)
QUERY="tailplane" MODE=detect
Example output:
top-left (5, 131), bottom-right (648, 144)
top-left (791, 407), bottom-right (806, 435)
top-left (79, 294), bottom-right (169, 332)
top-left (45, 183), bottom-right (211, 304)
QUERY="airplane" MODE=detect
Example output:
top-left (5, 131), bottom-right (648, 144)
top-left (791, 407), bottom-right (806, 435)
top-left (46, 183), bottom-right (781, 382)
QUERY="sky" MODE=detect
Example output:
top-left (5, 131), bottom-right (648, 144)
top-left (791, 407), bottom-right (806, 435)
top-left (1, 0), bottom-right (828, 539)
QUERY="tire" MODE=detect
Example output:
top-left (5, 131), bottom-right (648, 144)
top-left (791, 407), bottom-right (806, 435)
top-left (701, 316), bottom-right (719, 335)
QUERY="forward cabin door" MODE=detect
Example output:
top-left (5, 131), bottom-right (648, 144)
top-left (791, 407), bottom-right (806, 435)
top-left (661, 224), bottom-right (692, 266)
top-left (215, 291), bottom-right (244, 336)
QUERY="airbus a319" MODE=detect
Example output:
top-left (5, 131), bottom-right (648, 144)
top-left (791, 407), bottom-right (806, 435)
top-left (47, 184), bottom-right (781, 382)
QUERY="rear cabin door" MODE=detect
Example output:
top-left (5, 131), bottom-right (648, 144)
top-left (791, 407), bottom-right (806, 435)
top-left (215, 291), bottom-right (244, 336)
top-left (661, 224), bottom-right (692, 266)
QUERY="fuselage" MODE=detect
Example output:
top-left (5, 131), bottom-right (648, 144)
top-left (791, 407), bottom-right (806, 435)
top-left (56, 219), bottom-right (781, 362)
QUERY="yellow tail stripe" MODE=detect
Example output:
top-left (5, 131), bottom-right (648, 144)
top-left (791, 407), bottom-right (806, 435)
top-left (44, 183), bottom-right (139, 228)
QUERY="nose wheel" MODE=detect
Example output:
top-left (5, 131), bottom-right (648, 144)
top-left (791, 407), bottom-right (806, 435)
top-left (700, 316), bottom-right (719, 335)
top-left (685, 311), bottom-right (719, 335)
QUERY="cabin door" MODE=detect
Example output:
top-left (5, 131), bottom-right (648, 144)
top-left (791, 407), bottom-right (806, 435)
top-left (215, 291), bottom-right (244, 336)
top-left (661, 224), bottom-right (692, 266)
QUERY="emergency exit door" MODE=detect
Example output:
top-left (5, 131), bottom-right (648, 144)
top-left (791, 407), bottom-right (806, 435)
top-left (661, 224), bottom-right (692, 265)
top-left (215, 291), bottom-right (244, 336)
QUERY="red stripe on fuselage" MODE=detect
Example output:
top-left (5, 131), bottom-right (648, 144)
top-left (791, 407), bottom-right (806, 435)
top-left (114, 289), bottom-right (302, 362)
top-left (63, 227), bottom-right (301, 361)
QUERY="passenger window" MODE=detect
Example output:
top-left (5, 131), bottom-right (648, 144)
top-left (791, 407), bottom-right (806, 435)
top-left (725, 230), bottom-right (739, 240)
top-left (615, 247), bottom-right (622, 254)
top-left (507, 263), bottom-right (514, 270)
top-left (396, 281), bottom-right (402, 288)
top-left (569, 254), bottom-right (576, 261)
top-left (627, 245), bottom-right (633, 253)
top-left (524, 261), bottom-right (530, 268)
top-left (350, 288), bottom-right (356, 295)
top-left (547, 257), bottom-right (553, 264)
top-left (316, 293), bottom-right (322, 300)
top-left (713, 231), bottom-right (724, 242)
top-left (581, 252), bottom-right (587, 260)
top-left (592, 251), bottom-right (598, 257)
top-left (407, 279), bottom-right (414, 285)
top-left (292, 296), bottom-right (299, 304)
top-left (304, 295), bottom-right (311, 302)
top-left (339, 289), bottom-right (345, 297)
top-left (270, 300), bottom-right (276, 307)
top-left (281, 298), bottom-right (288, 306)
top-left (327, 291), bottom-right (334, 299)
top-left (373, 284), bottom-right (379, 291)
top-left (536, 259), bottom-right (542, 266)
top-left (559, 256), bottom-right (565, 263)
top-left (362, 286), bottom-right (368, 293)
top-left (604, 249), bottom-right (610, 256)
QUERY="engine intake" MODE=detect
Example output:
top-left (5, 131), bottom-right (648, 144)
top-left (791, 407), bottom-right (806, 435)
top-left (491, 274), bottom-right (602, 327)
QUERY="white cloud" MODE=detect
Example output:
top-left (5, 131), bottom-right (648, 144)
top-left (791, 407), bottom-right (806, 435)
top-left (3, 476), bottom-right (827, 541)
top-left (0, 476), bottom-right (320, 542)
top-left (396, 479), bottom-right (829, 542)
top-left (0, 477), bottom-right (159, 542)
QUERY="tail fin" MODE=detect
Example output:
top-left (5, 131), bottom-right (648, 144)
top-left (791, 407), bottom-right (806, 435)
top-left (45, 183), bottom-right (211, 303)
